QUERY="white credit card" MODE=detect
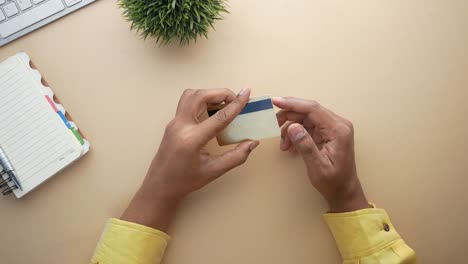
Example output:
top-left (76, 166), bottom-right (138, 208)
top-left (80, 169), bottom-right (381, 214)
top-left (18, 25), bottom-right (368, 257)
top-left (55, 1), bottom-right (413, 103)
top-left (208, 96), bottom-right (281, 146)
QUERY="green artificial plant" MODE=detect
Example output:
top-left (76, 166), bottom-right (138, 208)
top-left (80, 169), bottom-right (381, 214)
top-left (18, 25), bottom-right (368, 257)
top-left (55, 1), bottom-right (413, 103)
top-left (119, 0), bottom-right (229, 46)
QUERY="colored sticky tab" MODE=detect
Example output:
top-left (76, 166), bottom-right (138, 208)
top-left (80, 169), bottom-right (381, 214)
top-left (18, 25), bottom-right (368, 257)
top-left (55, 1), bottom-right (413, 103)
top-left (45, 95), bottom-right (58, 112)
top-left (57, 111), bottom-right (71, 129)
top-left (70, 127), bottom-right (84, 145)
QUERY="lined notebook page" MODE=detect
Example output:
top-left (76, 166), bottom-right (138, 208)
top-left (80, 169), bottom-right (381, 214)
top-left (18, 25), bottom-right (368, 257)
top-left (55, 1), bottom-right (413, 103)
top-left (0, 54), bottom-right (82, 196)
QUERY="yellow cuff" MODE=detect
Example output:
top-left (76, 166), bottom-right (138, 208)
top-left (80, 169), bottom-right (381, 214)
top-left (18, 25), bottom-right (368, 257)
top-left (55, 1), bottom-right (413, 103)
top-left (91, 218), bottom-right (170, 264)
top-left (323, 208), bottom-right (401, 260)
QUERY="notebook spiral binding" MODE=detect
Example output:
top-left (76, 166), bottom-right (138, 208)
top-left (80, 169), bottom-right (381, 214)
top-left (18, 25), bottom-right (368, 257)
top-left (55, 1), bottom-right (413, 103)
top-left (0, 170), bottom-right (18, 196)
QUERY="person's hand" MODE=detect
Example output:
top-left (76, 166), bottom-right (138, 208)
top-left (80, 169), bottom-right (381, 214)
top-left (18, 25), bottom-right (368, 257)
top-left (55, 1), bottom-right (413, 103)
top-left (273, 97), bottom-right (370, 213)
top-left (121, 88), bottom-right (259, 231)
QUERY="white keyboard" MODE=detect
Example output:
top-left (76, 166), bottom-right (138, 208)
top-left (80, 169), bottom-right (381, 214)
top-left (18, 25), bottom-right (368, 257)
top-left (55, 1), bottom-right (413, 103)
top-left (0, 0), bottom-right (96, 46)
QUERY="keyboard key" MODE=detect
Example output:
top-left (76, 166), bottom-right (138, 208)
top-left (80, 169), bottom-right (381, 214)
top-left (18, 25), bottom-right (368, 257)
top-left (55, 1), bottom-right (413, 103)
top-left (64, 0), bottom-right (82, 7)
top-left (0, 10), bottom-right (5, 22)
top-left (0, 0), bottom-right (5, 5)
top-left (0, 0), bottom-right (64, 38)
top-left (3, 2), bottom-right (19, 17)
top-left (17, 0), bottom-right (32, 10)
top-left (32, 0), bottom-right (45, 4)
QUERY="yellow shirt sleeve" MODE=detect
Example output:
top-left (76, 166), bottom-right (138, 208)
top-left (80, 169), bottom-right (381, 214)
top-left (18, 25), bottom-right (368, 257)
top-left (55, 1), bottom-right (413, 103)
top-left (91, 208), bottom-right (415, 264)
top-left (90, 218), bottom-right (170, 264)
top-left (323, 208), bottom-right (416, 264)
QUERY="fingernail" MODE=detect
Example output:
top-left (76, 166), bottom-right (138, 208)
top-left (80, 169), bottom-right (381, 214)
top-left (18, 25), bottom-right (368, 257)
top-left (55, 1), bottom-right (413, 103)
top-left (272, 97), bottom-right (284, 107)
top-left (249, 141), bottom-right (260, 151)
top-left (289, 125), bottom-right (307, 142)
top-left (238, 86), bottom-right (250, 96)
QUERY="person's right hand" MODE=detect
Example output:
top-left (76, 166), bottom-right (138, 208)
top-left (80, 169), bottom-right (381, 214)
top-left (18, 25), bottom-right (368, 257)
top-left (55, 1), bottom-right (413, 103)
top-left (121, 88), bottom-right (258, 231)
top-left (272, 97), bottom-right (370, 213)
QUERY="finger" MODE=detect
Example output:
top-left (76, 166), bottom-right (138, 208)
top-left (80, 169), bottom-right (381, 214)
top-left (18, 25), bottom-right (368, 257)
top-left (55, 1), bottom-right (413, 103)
top-left (206, 140), bottom-right (259, 179)
top-left (176, 89), bottom-right (197, 116)
top-left (195, 89), bottom-right (237, 122)
top-left (289, 145), bottom-right (298, 154)
top-left (202, 89), bottom-right (237, 105)
top-left (176, 88), bottom-right (237, 119)
top-left (287, 123), bottom-right (323, 166)
top-left (272, 97), bottom-right (334, 126)
top-left (311, 128), bottom-right (325, 147)
top-left (195, 87), bottom-right (251, 144)
top-left (280, 121), bottom-right (294, 151)
top-left (207, 91), bottom-right (236, 106)
top-left (276, 110), bottom-right (305, 126)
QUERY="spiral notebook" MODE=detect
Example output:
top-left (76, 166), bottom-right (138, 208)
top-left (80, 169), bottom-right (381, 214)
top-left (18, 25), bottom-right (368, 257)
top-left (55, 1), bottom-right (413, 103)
top-left (0, 52), bottom-right (90, 198)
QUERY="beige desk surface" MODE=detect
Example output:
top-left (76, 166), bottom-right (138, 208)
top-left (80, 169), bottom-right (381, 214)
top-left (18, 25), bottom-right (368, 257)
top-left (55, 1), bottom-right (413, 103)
top-left (1, 1), bottom-right (467, 263)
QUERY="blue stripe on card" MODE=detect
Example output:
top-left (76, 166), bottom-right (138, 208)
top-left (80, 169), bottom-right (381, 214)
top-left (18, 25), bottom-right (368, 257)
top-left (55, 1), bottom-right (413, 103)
top-left (239, 98), bottom-right (273, 115)
top-left (207, 98), bottom-right (273, 117)
top-left (58, 111), bottom-right (72, 129)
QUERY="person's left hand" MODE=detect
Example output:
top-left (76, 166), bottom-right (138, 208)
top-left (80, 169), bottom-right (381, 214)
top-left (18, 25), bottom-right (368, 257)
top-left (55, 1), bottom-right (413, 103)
top-left (121, 88), bottom-right (259, 231)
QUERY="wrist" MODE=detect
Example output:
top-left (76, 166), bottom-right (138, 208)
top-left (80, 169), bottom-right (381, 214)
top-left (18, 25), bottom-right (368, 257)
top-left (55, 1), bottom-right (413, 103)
top-left (121, 186), bottom-right (182, 232)
top-left (326, 179), bottom-right (370, 213)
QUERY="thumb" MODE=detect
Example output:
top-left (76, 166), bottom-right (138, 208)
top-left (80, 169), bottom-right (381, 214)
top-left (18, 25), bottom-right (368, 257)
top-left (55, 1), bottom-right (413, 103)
top-left (287, 123), bottom-right (321, 164)
top-left (207, 140), bottom-right (260, 179)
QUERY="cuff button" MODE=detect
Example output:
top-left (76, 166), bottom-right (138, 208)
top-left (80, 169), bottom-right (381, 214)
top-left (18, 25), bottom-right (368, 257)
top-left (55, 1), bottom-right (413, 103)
top-left (383, 223), bottom-right (390, 232)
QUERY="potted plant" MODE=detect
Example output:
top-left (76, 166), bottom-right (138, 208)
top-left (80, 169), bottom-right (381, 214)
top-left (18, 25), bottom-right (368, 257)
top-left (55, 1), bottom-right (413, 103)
top-left (119, 0), bottom-right (229, 46)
